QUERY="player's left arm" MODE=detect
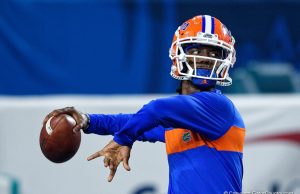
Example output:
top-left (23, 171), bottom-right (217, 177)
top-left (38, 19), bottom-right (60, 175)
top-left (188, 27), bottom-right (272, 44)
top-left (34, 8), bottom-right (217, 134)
top-left (88, 94), bottom-right (235, 182)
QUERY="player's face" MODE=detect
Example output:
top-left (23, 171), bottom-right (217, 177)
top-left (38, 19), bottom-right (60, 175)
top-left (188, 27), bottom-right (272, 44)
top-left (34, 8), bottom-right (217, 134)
top-left (185, 44), bottom-right (224, 70)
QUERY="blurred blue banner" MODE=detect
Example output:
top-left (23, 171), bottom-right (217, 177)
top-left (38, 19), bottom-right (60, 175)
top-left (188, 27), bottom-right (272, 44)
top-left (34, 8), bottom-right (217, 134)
top-left (0, 0), bottom-right (299, 94)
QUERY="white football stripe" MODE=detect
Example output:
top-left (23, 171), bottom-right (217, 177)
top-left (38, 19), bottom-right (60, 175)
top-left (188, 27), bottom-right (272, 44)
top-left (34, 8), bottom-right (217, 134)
top-left (204, 15), bottom-right (212, 34)
top-left (46, 116), bottom-right (54, 135)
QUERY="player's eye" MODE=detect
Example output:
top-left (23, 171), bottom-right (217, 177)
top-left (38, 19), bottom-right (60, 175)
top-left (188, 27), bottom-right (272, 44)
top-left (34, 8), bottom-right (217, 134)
top-left (192, 50), bottom-right (199, 55)
top-left (209, 52), bottom-right (217, 57)
top-left (186, 48), bottom-right (201, 55)
top-left (209, 51), bottom-right (222, 58)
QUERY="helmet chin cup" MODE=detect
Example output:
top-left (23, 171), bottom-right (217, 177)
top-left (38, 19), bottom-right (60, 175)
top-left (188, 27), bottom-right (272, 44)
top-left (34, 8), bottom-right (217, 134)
top-left (191, 69), bottom-right (217, 88)
top-left (217, 75), bottom-right (232, 86)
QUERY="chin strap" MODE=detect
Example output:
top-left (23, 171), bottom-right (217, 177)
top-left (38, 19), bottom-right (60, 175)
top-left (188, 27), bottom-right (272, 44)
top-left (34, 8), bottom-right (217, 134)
top-left (217, 75), bottom-right (232, 86)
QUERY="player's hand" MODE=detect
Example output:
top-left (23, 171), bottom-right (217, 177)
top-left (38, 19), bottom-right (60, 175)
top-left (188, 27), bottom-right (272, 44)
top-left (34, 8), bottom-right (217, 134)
top-left (42, 106), bottom-right (89, 133)
top-left (87, 140), bottom-right (131, 182)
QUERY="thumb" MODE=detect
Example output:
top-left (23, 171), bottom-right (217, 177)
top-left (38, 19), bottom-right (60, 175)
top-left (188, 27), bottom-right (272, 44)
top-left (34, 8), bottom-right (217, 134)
top-left (73, 123), bottom-right (83, 133)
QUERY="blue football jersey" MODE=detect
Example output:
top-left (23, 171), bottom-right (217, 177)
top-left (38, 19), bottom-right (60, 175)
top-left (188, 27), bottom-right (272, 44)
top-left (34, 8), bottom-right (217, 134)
top-left (87, 89), bottom-right (245, 193)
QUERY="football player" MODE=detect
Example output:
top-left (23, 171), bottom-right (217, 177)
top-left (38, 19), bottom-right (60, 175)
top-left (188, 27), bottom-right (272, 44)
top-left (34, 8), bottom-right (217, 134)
top-left (44, 15), bottom-right (245, 193)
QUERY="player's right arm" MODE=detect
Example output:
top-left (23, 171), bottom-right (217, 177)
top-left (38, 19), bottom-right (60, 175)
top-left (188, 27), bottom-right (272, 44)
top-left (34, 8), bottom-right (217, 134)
top-left (42, 107), bottom-right (165, 143)
top-left (85, 113), bottom-right (165, 143)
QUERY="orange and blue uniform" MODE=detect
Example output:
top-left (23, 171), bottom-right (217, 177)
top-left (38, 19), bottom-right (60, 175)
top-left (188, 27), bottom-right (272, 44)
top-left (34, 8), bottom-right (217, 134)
top-left (86, 89), bottom-right (245, 193)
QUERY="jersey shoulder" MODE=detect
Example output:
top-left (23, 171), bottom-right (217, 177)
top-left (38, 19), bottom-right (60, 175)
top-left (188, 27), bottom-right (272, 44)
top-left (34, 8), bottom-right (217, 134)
top-left (190, 90), bottom-right (234, 111)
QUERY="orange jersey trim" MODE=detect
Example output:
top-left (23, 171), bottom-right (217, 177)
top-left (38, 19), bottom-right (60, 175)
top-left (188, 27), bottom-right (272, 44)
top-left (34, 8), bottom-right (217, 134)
top-left (165, 126), bottom-right (245, 155)
top-left (165, 129), bottom-right (205, 155)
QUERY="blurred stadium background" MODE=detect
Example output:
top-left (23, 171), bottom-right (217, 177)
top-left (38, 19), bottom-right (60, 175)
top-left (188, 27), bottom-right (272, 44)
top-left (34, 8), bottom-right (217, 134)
top-left (0, 0), bottom-right (299, 194)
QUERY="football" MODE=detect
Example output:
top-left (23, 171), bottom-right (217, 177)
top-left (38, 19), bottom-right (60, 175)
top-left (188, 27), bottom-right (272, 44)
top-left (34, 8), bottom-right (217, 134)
top-left (40, 114), bottom-right (81, 163)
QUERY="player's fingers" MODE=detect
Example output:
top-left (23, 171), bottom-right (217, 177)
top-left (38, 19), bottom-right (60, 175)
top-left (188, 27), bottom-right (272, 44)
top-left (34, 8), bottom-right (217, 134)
top-left (87, 150), bottom-right (104, 161)
top-left (52, 107), bottom-right (75, 117)
top-left (122, 156), bottom-right (131, 171)
top-left (109, 163), bottom-right (114, 170)
top-left (42, 109), bottom-right (65, 125)
top-left (103, 158), bottom-right (110, 168)
top-left (51, 109), bottom-right (66, 117)
top-left (110, 159), bottom-right (120, 170)
top-left (72, 113), bottom-right (86, 133)
top-left (72, 111), bottom-right (83, 123)
top-left (107, 167), bottom-right (117, 182)
top-left (42, 111), bottom-right (57, 125)
top-left (65, 106), bottom-right (75, 112)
